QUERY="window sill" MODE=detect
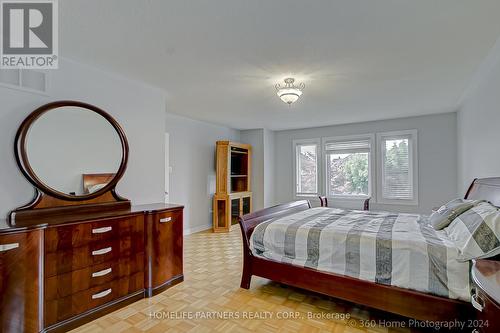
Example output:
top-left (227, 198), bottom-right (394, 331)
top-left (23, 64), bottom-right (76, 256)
top-left (294, 194), bottom-right (319, 199)
top-left (327, 195), bottom-right (370, 201)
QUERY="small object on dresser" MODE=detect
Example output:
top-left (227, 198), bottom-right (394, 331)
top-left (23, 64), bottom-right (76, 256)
top-left (471, 259), bottom-right (500, 333)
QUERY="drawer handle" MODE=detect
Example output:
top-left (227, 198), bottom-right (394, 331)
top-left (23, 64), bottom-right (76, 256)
top-left (0, 243), bottom-right (19, 252)
top-left (92, 247), bottom-right (112, 256)
top-left (160, 217), bottom-right (172, 223)
top-left (92, 288), bottom-right (112, 299)
top-left (471, 289), bottom-right (484, 312)
top-left (92, 226), bottom-right (112, 234)
top-left (92, 268), bottom-right (112, 278)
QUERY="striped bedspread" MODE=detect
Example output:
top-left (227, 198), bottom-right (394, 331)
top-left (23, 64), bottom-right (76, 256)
top-left (250, 207), bottom-right (471, 301)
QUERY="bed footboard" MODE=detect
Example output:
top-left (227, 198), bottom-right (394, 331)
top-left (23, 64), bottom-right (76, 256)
top-left (238, 200), bottom-right (311, 288)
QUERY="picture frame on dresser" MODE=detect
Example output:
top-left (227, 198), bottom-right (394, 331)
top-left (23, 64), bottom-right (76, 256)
top-left (0, 101), bottom-right (184, 333)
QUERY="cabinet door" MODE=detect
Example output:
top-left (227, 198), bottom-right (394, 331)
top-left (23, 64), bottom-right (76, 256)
top-left (242, 196), bottom-right (251, 215)
top-left (146, 209), bottom-right (183, 293)
top-left (0, 230), bottom-right (42, 333)
top-left (231, 198), bottom-right (240, 225)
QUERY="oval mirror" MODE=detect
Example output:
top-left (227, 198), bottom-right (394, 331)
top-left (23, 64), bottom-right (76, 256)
top-left (16, 101), bottom-right (128, 200)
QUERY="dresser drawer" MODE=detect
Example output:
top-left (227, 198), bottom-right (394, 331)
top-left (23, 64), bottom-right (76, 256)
top-left (156, 211), bottom-right (180, 225)
top-left (45, 234), bottom-right (144, 277)
top-left (44, 272), bottom-right (144, 327)
top-left (45, 216), bottom-right (143, 252)
top-left (45, 253), bottom-right (144, 300)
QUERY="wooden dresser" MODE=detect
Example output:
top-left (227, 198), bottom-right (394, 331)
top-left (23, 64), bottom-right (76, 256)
top-left (1, 101), bottom-right (185, 332)
top-left (0, 203), bottom-right (183, 333)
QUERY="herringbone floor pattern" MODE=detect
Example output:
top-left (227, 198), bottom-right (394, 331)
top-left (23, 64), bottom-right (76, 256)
top-left (71, 227), bottom-right (418, 333)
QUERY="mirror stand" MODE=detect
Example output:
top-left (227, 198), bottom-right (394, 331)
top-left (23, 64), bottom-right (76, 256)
top-left (8, 100), bottom-right (131, 227)
top-left (9, 188), bottom-right (131, 227)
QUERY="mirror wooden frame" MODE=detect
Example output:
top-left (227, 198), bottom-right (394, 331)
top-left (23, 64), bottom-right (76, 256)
top-left (15, 100), bottom-right (129, 201)
top-left (9, 101), bottom-right (131, 226)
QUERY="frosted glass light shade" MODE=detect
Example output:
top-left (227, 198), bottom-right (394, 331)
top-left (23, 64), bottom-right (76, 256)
top-left (277, 88), bottom-right (302, 104)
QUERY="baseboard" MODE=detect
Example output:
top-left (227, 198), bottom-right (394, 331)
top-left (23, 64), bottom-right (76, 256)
top-left (184, 223), bottom-right (211, 235)
top-left (145, 274), bottom-right (184, 297)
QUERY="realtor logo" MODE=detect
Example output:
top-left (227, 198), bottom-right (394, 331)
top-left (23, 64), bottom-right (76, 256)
top-left (1, 0), bottom-right (58, 68)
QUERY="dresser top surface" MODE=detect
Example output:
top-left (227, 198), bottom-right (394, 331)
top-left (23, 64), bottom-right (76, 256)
top-left (131, 203), bottom-right (184, 214)
top-left (0, 218), bottom-right (47, 234)
top-left (1, 203), bottom-right (183, 234)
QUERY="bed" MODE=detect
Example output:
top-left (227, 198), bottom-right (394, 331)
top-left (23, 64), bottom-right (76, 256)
top-left (238, 177), bottom-right (500, 321)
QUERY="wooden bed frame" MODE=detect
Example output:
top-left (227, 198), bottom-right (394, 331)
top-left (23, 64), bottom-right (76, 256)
top-left (238, 177), bottom-right (500, 322)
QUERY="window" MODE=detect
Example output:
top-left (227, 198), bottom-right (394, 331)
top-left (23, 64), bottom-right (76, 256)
top-left (293, 139), bottom-right (319, 196)
top-left (324, 136), bottom-right (373, 198)
top-left (292, 131), bottom-right (418, 205)
top-left (377, 130), bottom-right (418, 204)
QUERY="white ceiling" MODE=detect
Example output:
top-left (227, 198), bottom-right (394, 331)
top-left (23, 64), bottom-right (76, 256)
top-left (60, 0), bottom-right (500, 130)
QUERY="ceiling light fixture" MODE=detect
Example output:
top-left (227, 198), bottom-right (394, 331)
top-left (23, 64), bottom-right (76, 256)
top-left (275, 78), bottom-right (305, 105)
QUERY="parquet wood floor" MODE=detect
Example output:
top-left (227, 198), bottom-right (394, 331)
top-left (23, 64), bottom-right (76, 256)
top-left (71, 227), bottom-right (424, 333)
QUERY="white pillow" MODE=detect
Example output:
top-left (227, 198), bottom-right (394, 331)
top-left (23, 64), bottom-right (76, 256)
top-left (445, 202), bottom-right (500, 261)
top-left (429, 198), bottom-right (480, 230)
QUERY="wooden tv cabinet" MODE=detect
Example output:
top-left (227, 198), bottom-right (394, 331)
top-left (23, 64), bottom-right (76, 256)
top-left (213, 141), bottom-right (252, 232)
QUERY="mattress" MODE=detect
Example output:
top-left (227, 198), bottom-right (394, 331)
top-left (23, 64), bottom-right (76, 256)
top-left (250, 207), bottom-right (471, 301)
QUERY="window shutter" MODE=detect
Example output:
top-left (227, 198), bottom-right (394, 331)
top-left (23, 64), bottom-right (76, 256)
top-left (324, 137), bottom-right (372, 197)
top-left (324, 139), bottom-right (371, 153)
top-left (382, 136), bottom-right (412, 200)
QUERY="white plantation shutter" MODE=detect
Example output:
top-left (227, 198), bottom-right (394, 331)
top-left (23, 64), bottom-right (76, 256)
top-left (324, 136), bottom-right (373, 197)
top-left (324, 139), bottom-right (371, 153)
top-left (381, 135), bottom-right (413, 200)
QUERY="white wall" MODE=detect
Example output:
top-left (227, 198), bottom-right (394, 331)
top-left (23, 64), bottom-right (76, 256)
top-left (165, 113), bottom-right (239, 234)
top-left (457, 37), bottom-right (500, 193)
top-left (274, 113), bottom-right (458, 214)
top-left (0, 58), bottom-right (241, 235)
top-left (0, 54), bottom-right (484, 227)
top-left (263, 129), bottom-right (276, 207)
top-left (240, 129), bottom-right (265, 210)
top-left (240, 128), bottom-right (276, 210)
top-left (0, 58), bottom-right (167, 218)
